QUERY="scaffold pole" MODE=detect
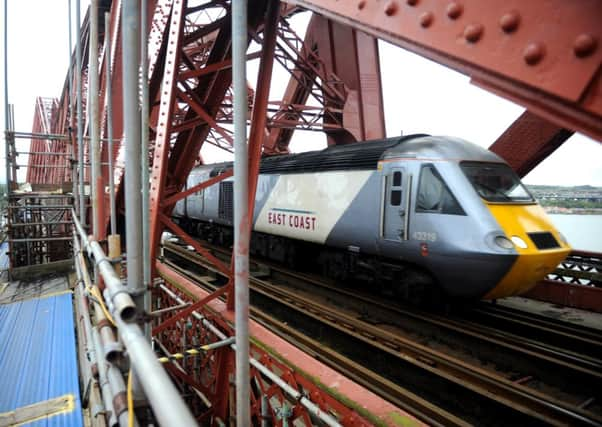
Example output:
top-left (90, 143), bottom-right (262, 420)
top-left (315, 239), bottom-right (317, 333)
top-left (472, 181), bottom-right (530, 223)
top-left (105, 11), bottom-right (117, 237)
top-left (140, 0), bottom-right (151, 341)
top-left (75, 0), bottom-right (85, 225)
top-left (122, 0), bottom-right (143, 308)
top-left (232, 0), bottom-right (250, 424)
top-left (68, 0), bottom-right (77, 215)
top-left (3, 0), bottom-right (10, 192)
top-left (89, 0), bottom-right (101, 239)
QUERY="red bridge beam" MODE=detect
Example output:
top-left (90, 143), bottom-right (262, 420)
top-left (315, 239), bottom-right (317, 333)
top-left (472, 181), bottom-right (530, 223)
top-left (284, 0), bottom-right (602, 142)
top-left (489, 111), bottom-right (573, 177)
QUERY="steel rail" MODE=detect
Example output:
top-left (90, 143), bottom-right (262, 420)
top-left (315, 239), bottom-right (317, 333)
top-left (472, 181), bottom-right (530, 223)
top-left (165, 240), bottom-right (602, 373)
top-left (261, 258), bottom-right (602, 376)
top-left (252, 274), bottom-right (602, 426)
top-left (472, 303), bottom-right (602, 354)
top-left (162, 241), bottom-right (602, 426)
top-left (249, 303), bottom-right (468, 427)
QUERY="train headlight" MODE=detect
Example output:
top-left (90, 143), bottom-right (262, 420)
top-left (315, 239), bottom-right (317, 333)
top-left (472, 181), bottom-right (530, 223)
top-left (494, 236), bottom-right (514, 250)
top-left (510, 236), bottom-right (528, 249)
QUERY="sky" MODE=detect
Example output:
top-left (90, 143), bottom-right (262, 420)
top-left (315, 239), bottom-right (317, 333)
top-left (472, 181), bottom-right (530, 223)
top-left (1, 2), bottom-right (601, 187)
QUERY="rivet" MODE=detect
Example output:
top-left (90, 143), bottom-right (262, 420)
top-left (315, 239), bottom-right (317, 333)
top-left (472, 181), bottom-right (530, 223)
top-left (573, 34), bottom-right (597, 58)
top-left (407, 0), bottom-right (418, 5)
top-left (464, 24), bottom-right (483, 43)
top-left (420, 12), bottom-right (434, 28)
top-left (358, 0), bottom-right (366, 10)
top-left (523, 42), bottom-right (545, 65)
top-left (499, 11), bottom-right (520, 33)
top-left (384, 1), bottom-right (398, 16)
top-left (446, 2), bottom-right (463, 20)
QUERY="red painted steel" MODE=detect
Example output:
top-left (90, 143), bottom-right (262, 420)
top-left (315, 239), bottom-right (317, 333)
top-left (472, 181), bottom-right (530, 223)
top-left (304, 15), bottom-right (385, 143)
top-left (284, 0), bottom-right (602, 141)
top-left (263, 13), bottom-right (385, 152)
top-left (156, 260), bottom-right (402, 426)
top-left (28, 97), bottom-right (70, 186)
top-left (148, 0), bottom-right (187, 266)
top-left (490, 111), bottom-right (573, 177)
top-left (526, 280), bottom-right (602, 314)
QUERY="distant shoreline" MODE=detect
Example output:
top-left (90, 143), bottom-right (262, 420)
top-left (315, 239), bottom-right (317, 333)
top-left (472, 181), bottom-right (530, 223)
top-left (526, 185), bottom-right (602, 215)
top-left (543, 207), bottom-right (602, 215)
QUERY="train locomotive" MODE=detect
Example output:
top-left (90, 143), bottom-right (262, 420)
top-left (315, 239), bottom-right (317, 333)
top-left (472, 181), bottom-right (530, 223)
top-left (173, 135), bottom-right (571, 301)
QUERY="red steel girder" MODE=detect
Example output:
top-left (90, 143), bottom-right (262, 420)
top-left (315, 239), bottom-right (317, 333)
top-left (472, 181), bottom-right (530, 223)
top-left (303, 14), bottom-right (385, 144)
top-left (284, 0), bottom-right (602, 142)
top-left (263, 12), bottom-right (385, 154)
top-left (526, 280), bottom-right (602, 314)
top-left (28, 97), bottom-right (70, 186)
top-left (490, 111), bottom-right (573, 177)
top-left (149, 0), bottom-right (270, 267)
top-left (156, 261), bottom-right (375, 426)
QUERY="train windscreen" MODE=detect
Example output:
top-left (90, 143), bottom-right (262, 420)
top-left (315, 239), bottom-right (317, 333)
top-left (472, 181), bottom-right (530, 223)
top-left (460, 162), bottom-right (534, 203)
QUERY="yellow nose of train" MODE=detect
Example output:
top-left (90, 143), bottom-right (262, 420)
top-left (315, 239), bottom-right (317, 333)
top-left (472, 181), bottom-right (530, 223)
top-left (483, 203), bottom-right (571, 300)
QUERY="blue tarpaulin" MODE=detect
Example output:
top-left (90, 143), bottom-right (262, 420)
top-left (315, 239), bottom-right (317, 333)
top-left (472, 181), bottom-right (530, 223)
top-left (0, 292), bottom-right (83, 426)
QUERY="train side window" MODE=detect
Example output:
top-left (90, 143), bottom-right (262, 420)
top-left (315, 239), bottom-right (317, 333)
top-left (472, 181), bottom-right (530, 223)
top-left (390, 171), bottom-right (402, 206)
top-left (416, 165), bottom-right (465, 215)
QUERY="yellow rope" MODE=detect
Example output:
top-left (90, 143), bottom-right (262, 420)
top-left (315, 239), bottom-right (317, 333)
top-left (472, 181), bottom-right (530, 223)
top-left (78, 251), bottom-right (116, 326)
top-left (127, 369), bottom-right (134, 427)
top-left (87, 285), bottom-right (116, 326)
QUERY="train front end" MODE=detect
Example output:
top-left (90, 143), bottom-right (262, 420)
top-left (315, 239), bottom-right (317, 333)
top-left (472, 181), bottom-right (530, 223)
top-left (460, 161), bottom-right (571, 299)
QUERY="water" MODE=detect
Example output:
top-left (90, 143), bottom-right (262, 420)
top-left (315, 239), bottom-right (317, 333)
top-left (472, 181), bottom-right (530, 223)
top-left (548, 214), bottom-right (602, 253)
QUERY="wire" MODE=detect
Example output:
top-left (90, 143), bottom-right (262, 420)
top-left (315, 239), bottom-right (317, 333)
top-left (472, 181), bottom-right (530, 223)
top-left (127, 368), bottom-right (134, 427)
top-left (87, 285), bottom-right (115, 326)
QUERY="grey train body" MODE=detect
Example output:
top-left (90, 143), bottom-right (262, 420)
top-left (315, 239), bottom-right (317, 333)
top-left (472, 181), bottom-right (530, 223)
top-left (173, 135), bottom-right (565, 300)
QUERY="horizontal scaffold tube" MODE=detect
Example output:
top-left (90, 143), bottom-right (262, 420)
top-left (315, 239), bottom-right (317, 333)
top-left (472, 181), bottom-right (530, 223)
top-left (73, 213), bottom-right (197, 426)
top-left (74, 233), bottom-right (137, 426)
top-left (73, 232), bottom-right (123, 362)
top-left (72, 211), bottom-right (137, 322)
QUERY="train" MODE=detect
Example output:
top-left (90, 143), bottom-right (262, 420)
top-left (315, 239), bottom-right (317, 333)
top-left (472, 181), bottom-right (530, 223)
top-left (173, 134), bottom-right (571, 302)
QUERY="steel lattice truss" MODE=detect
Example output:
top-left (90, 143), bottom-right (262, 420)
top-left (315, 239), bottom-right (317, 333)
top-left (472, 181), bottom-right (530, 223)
top-left (25, 0), bottom-right (602, 423)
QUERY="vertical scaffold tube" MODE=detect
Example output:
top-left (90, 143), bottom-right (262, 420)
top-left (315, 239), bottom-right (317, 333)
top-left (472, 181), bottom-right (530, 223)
top-left (3, 0), bottom-right (10, 191)
top-left (105, 12), bottom-right (117, 236)
top-left (89, 0), bottom-right (101, 239)
top-left (75, 0), bottom-right (85, 224)
top-left (68, 0), bottom-right (77, 210)
top-left (122, 0), bottom-right (143, 307)
top-left (140, 0), bottom-right (151, 340)
top-left (232, 0), bottom-right (250, 425)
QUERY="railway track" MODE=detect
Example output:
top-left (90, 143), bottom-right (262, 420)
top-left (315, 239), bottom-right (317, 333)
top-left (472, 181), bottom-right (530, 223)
top-left (470, 302), bottom-right (602, 360)
top-left (161, 240), bottom-right (602, 426)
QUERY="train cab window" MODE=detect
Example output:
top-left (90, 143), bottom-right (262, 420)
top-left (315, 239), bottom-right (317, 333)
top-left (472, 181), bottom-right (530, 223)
top-left (416, 165), bottom-right (465, 215)
top-left (461, 162), bottom-right (534, 203)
